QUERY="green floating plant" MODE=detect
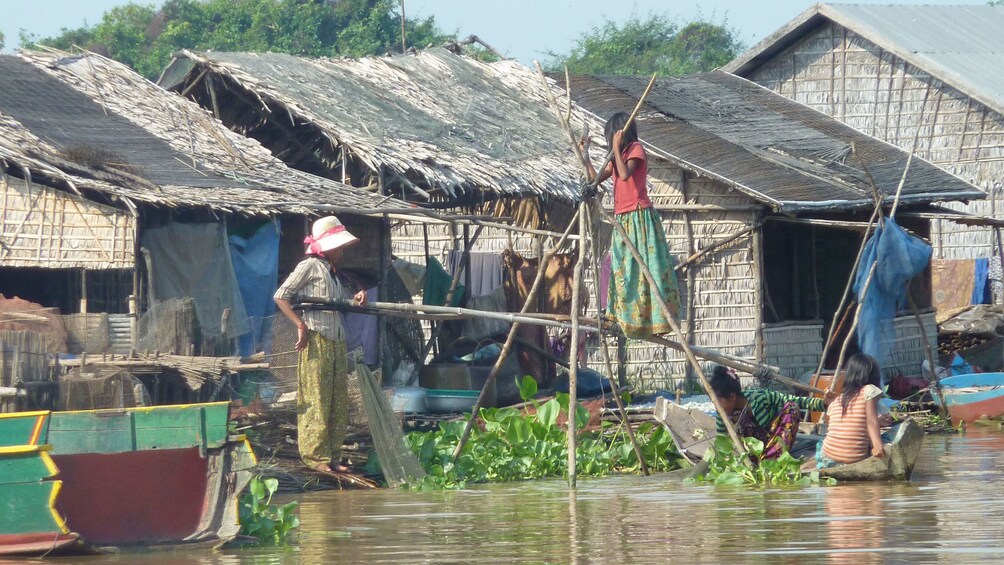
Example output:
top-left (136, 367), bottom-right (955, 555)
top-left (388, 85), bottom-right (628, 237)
top-left (403, 376), bottom-right (682, 489)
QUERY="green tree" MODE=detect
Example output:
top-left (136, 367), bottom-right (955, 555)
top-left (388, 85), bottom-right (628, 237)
top-left (30, 0), bottom-right (449, 79)
top-left (547, 13), bottom-right (744, 76)
top-left (0, 30), bottom-right (5, 51)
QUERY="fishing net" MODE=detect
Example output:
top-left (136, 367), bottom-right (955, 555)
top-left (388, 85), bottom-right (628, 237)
top-left (350, 348), bottom-right (426, 487)
top-left (59, 365), bottom-right (150, 411)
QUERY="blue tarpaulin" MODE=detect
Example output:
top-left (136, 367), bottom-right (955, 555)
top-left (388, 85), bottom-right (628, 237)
top-left (229, 220), bottom-right (280, 356)
top-left (854, 218), bottom-right (931, 367)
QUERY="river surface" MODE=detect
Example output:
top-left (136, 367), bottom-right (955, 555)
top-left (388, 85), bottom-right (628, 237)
top-left (18, 428), bottom-right (1004, 564)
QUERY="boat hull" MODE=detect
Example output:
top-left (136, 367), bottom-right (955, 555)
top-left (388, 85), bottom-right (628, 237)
top-left (819, 419), bottom-right (924, 481)
top-left (0, 402), bottom-right (255, 556)
top-left (932, 372), bottom-right (1004, 424)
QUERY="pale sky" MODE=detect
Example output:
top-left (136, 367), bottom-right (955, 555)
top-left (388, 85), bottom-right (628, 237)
top-left (1, 0), bottom-right (989, 65)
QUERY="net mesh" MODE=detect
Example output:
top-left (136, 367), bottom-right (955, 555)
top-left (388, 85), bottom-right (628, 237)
top-left (59, 365), bottom-right (151, 411)
top-left (351, 349), bottom-right (426, 487)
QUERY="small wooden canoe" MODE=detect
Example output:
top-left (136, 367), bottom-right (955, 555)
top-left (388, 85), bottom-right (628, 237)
top-left (817, 419), bottom-right (924, 481)
top-left (0, 402), bottom-right (255, 556)
top-left (653, 397), bottom-right (924, 481)
top-left (932, 372), bottom-right (1004, 424)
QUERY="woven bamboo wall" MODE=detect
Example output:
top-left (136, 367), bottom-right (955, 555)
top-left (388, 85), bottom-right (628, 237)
top-left (745, 22), bottom-right (1004, 261)
top-left (763, 322), bottom-right (824, 379)
top-left (0, 176), bottom-right (135, 269)
top-left (888, 311), bottom-right (939, 378)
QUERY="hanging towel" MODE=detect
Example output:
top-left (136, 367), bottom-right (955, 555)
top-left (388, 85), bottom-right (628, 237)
top-left (447, 250), bottom-right (504, 298)
top-left (423, 256), bottom-right (465, 307)
top-left (973, 258), bottom-right (990, 305)
top-left (932, 259), bottom-right (976, 312)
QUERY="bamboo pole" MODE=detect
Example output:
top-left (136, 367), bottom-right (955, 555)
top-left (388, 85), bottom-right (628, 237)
top-left (811, 203), bottom-right (883, 384)
top-left (586, 201), bottom-right (649, 475)
top-left (450, 212), bottom-right (581, 460)
top-left (674, 226), bottom-right (755, 273)
top-left (827, 124), bottom-right (924, 393)
top-left (567, 204), bottom-right (585, 487)
top-left (298, 297), bottom-right (600, 332)
top-left (906, 286), bottom-right (947, 417)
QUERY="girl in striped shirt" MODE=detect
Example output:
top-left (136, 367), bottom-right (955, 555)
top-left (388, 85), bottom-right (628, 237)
top-left (818, 354), bottom-right (886, 467)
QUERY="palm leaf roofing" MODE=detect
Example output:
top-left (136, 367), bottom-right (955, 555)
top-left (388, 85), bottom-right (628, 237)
top-left (560, 71), bottom-right (984, 212)
top-left (161, 48), bottom-right (590, 203)
top-left (725, 3), bottom-right (1004, 118)
top-left (0, 51), bottom-right (408, 215)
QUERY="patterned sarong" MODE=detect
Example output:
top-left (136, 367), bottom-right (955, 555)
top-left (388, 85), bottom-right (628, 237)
top-left (737, 401), bottom-right (802, 460)
top-left (297, 330), bottom-right (349, 468)
top-left (608, 206), bottom-right (682, 338)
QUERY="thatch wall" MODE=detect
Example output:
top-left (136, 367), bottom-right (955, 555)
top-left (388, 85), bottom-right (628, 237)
top-left (0, 174), bottom-right (134, 269)
top-left (743, 21), bottom-right (1003, 261)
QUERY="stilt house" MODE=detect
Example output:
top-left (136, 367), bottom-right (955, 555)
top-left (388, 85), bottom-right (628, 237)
top-left (562, 71), bottom-right (984, 387)
top-left (725, 3), bottom-right (1004, 308)
top-left (0, 51), bottom-right (411, 408)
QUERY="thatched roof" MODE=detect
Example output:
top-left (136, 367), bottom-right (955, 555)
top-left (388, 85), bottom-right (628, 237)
top-left (1, 50), bottom-right (409, 216)
top-left (560, 72), bottom-right (985, 213)
top-left (725, 3), bottom-right (1004, 119)
top-left (160, 49), bottom-right (591, 204)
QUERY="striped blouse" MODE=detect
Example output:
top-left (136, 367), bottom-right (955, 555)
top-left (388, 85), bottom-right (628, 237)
top-left (274, 256), bottom-right (348, 342)
top-left (716, 389), bottom-right (825, 436)
top-left (821, 384), bottom-right (883, 464)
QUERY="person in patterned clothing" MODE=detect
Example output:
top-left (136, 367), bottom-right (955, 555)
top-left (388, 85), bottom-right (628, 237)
top-left (712, 365), bottom-right (834, 460)
top-left (274, 216), bottom-right (366, 473)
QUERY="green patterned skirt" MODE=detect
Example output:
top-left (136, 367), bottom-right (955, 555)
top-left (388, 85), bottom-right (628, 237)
top-left (608, 206), bottom-right (682, 339)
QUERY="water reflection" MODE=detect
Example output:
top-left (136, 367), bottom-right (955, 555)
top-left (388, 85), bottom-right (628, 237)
top-left (27, 430), bottom-right (1004, 564)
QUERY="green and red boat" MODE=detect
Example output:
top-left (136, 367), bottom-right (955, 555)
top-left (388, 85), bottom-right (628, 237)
top-left (0, 402), bottom-right (255, 555)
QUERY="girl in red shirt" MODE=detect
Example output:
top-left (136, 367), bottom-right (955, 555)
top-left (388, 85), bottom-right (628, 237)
top-left (583, 112), bottom-right (681, 338)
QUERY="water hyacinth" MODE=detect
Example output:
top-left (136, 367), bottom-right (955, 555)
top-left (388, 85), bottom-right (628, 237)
top-left (402, 376), bottom-right (682, 489)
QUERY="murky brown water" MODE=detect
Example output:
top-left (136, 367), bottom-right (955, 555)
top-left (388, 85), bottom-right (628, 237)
top-left (22, 428), bottom-right (1004, 564)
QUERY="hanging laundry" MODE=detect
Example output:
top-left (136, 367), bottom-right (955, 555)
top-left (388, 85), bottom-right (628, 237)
top-left (343, 286), bottom-right (380, 366)
top-left (447, 250), bottom-right (504, 298)
top-left (932, 259), bottom-right (976, 312)
top-left (423, 256), bottom-right (465, 307)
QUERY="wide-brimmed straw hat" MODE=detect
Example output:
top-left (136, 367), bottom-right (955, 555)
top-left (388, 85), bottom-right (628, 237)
top-left (304, 216), bottom-right (359, 255)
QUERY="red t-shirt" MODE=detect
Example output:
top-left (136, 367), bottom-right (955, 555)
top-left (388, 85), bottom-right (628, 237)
top-left (612, 141), bottom-right (652, 215)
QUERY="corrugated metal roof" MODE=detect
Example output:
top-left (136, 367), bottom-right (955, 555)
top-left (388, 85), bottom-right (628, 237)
top-left (726, 3), bottom-right (1004, 117)
top-left (561, 71), bottom-right (984, 212)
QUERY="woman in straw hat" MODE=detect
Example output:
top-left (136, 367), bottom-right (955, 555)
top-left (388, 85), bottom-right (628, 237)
top-left (274, 216), bottom-right (366, 473)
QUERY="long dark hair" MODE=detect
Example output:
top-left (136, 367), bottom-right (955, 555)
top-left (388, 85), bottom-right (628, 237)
top-left (840, 353), bottom-right (881, 416)
top-left (710, 365), bottom-right (742, 399)
top-left (604, 111), bottom-right (639, 148)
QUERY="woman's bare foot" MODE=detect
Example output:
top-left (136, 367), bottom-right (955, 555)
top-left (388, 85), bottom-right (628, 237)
top-left (308, 462), bottom-right (350, 474)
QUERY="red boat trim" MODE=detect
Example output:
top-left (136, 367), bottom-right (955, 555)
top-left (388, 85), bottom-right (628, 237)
top-left (0, 532), bottom-right (79, 555)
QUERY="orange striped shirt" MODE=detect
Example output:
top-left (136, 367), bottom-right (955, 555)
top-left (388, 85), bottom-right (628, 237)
top-left (821, 384), bottom-right (883, 464)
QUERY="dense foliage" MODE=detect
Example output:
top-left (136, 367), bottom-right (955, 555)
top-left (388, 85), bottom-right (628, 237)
top-left (402, 376), bottom-right (682, 489)
top-left (239, 476), bottom-right (300, 545)
top-left (689, 436), bottom-right (836, 486)
top-left (26, 0), bottom-right (449, 79)
top-left (547, 14), bottom-right (744, 76)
